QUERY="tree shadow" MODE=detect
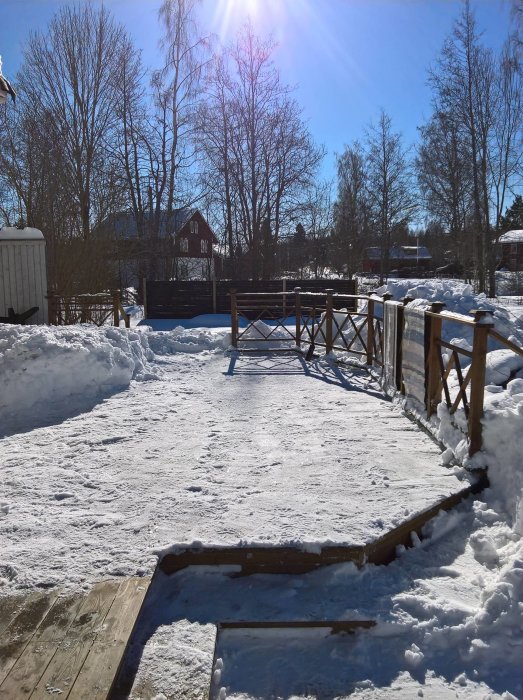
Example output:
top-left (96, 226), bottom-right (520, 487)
top-left (225, 351), bottom-right (385, 400)
top-left (0, 385), bottom-right (131, 440)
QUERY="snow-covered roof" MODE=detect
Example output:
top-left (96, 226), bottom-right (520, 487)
top-left (0, 227), bottom-right (44, 241)
top-left (108, 209), bottom-right (199, 239)
top-left (366, 245), bottom-right (431, 261)
top-left (499, 229), bottom-right (523, 243)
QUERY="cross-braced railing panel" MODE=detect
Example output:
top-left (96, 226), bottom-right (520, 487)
top-left (57, 294), bottom-right (114, 326)
top-left (233, 292), bottom-right (298, 350)
top-left (436, 340), bottom-right (474, 417)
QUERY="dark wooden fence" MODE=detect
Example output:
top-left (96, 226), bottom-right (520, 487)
top-left (143, 279), bottom-right (357, 319)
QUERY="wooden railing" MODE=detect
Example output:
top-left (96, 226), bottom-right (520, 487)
top-left (47, 289), bottom-right (130, 328)
top-left (230, 287), bottom-right (384, 365)
top-left (230, 287), bottom-right (523, 458)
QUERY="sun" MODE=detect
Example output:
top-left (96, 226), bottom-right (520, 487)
top-left (208, 0), bottom-right (284, 41)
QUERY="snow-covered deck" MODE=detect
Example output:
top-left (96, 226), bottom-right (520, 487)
top-left (1, 352), bottom-right (469, 592)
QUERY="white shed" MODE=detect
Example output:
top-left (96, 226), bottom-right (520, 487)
top-left (0, 227), bottom-right (48, 324)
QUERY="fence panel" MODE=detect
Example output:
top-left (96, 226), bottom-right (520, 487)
top-left (145, 279), bottom-right (357, 319)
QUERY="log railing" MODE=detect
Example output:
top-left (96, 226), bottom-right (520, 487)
top-left (47, 289), bottom-right (130, 328)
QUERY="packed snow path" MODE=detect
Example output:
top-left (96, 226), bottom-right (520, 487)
top-left (1, 351), bottom-right (465, 592)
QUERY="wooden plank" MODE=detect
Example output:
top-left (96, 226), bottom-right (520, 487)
top-left (0, 591), bottom-right (59, 685)
top-left (0, 594), bottom-right (85, 700)
top-left (219, 620), bottom-right (375, 633)
top-left (68, 577), bottom-right (151, 700)
top-left (95, 577), bottom-right (150, 644)
top-left (29, 581), bottom-right (120, 699)
top-left (28, 640), bottom-right (92, 700)
top-left (0, 642), bottom-right (58, 700)
top-left (160, 544), bottom-right (366, 576)
top-left (67, 643), bottom-right (122, 700)
top-left (0, 595), bottom-right (26, 637)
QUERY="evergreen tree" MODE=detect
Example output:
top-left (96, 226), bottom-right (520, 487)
top-left (500, 195), bottom-right (523, 231)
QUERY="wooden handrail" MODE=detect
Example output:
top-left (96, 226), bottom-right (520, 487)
top-left (488, 328), bottom-right (523, 357)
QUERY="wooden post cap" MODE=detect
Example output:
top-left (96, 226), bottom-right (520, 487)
top-left (403, 295), bottom-right (414, 305)
top-left (430, 302), bottom-right (446, 313)
top-left (471, 309), bottom-right (495, 325)
top-left (382, 292), bottom-right (393, 301)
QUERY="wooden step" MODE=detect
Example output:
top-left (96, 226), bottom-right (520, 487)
top-left (0, 576), bottom-right (150, 700)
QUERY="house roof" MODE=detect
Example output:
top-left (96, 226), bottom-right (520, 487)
top-left (499, 229), bottom-right (523, 244)
top-left (366, 245), bottom-right (432, 261)
top-left (109, 209), bottom-right (202, 239)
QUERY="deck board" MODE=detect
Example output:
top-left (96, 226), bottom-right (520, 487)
top-left (0, 591), bottom-right (59, 685)
top-left (0, 577), bottom-right (151, 700)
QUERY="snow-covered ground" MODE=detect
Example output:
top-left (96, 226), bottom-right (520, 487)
top-left (1, 278), bottom-right (523, 699)
top-left (1, 334), bottom-right (463, 592)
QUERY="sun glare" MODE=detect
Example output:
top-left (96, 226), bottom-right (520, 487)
top-left (210, 0), bottom-right (288, 41)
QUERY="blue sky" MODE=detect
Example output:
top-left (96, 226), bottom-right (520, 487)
top-left (0, 0), bottom-right (513, 182)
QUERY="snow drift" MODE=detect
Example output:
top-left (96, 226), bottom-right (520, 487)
top-left (0, 323), bottom-right (229, 436)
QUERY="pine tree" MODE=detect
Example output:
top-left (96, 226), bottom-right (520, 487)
top-left (500, 195), bottom-right (523, 232)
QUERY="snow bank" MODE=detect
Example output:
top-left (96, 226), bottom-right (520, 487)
top-left (145, 326), bottom-right (230, 354)
top-left (0, 323), bottom-right (230, 436)
top-left (0, 324), bottom-right (156, 435)
top-left (377, 278), bottom-right (522, 346)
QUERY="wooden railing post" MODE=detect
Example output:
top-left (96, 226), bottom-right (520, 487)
top-left (142, 278), bottom-right (148, 319)
top-left (230, 288), bottom-right (238, 348)
top-left (325, 289), bottom-right (334, 354)
top-left (382, 292), bottom-right (393, 302)
top-left (112, 289), bottom-right (121, 327)
top-left (79, 295), bottom-right (89, 324)
top-left (294, 287), bottom-right (302, 348)
top-left (426, 302), bottom-right (445, 418)
top-left (212, 275), bottom-right (217, 314)
top-left (46, 291), bottom-right (58, 326)
top-left (469, 310), bottom-right (494, 456)
top-left (366, 297), bottom-right (375, 366)
top-left (282, 278), bottom-right (287, 317)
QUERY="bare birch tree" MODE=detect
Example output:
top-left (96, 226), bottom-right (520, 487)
top-left (366, 110), bottom-right (418, 284)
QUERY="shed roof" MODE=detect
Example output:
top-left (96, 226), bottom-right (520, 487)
top-left (0, 227), bottom-right (44, 241)
top-left (499, 230), bottom-right (523, 243)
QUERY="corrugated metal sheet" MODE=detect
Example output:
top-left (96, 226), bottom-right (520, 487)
top-left (0, 239), bottom-right (48, 323)
top-left (383, 301), bottom-right (403, 393)
top-left (402, 306), bottom-right (429, 409)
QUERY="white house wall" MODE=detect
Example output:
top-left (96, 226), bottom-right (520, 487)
top-left (175, 257), bottom-right (215, 281)
top-left (0, 240), bottom-right (48, 323)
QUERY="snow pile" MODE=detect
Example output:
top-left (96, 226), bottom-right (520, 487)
top-left (377, 278), bottom-right (522, 345)
top-left (0, 323), bottom-right (229, 436)
top-left (145, 326), bottom-right (230, 354)
top-left (236, 319), bottom-right (295, 350)
top-left (0, 324), bottom-right (157, 435)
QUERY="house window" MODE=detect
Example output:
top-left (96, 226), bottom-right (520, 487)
top-left (201, 239), bottom-right (208, 254)
top-left (190, 220), bottom-right (198, 235)
top-left (180, 237), bottom-right (188, 253)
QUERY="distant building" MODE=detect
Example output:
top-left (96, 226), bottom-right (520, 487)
top-left (497, 230), bottom-right (523, 272)
top-left (362, 245), bottom-right (432, 274)
top-left (104, 208), bottom-right (219, 285)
